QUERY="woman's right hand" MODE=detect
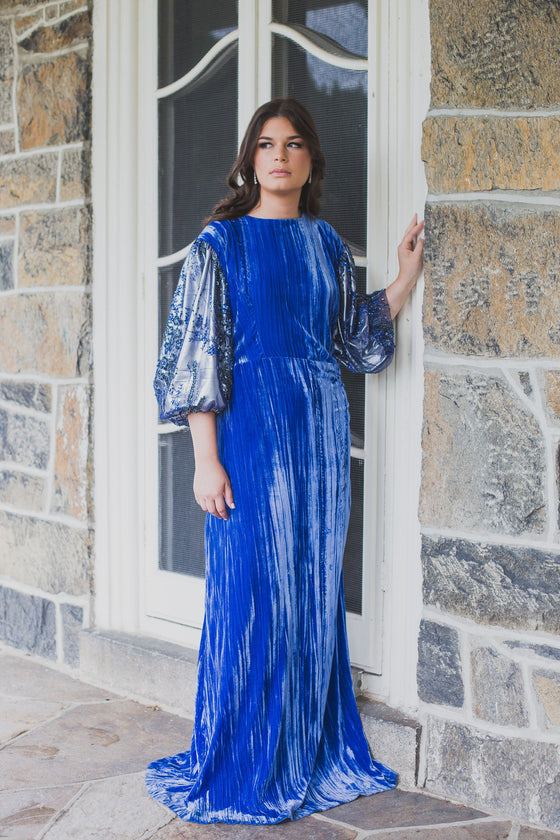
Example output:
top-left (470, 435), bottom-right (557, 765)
top-left (193, 455), bottom-right (235, 519)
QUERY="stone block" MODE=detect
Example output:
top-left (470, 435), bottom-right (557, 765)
top-left (471, 646), bottom-right (529, 728)
top-left (362, 824), bottom-right (511, 840)
top-left (0, 153), bottom-right (57, 210)
top-left (0, 128), bottom-right (15, 155)
top-left (0, 240), bottom-right (13, 291)
top-left (14, 11), bottom-right (44, 36)
top-left (18, 11), bottom-right (92, 53)
top-left (18, 207), bottom-right (90, 287)
top-left (0, 290), bottom-right (91, 377)
top-left (60, 145), bottom-right (90, 200)
top-left (519, 828), bottom-right (560, 840)
top-left (54, 385), bottom-right (90, 521)
top-left (1, 653), bottom-right (114, 704)
top-left (417, 619), bottom-right (464, 708)
top-left (61, 0), bottom-right (89, 13)
top-left (0, 786), bottom-right (81, 838)
top-left (422, 535), bottom-right (560, 634)
top-left (533, 670), bottom-right (560, 730)
top-left (149, 816), bottom-right (354, 839)
top-left (429, 0), bottom-right (560, 109)
top-left (0, 406), bottom-right (50, 469)
top-left (80, 629), bottom-right (199, 717)
top-left (423, 202), bottom-right (560, 358)
top-left (0, 380), bottom-right (51, 412)
top-left (0, 510), bottom-right (91, 595)
top-left (543, 371), bottom-right (560, 425)
top-left (38, 774), bottom-right (174, 840)
top-left (329, 788), bottom-right (487, 832)
top-left (17, 53), bottom-right (90, 150)
top-left (0, 217), bottom-right (15, 236)
top-left (421, 369), bottom-right (546, 535)
top-left (0, 0), bottom-right (37, 8)
top-left (504, 641), bottom-right (560, 664)
top-left (0, 586), bottom-right (56, 660)
top-left (356, 698), bottom-right (420, 790)
top-left (424, 716), bottom-right (560, 829)
top-left (0, 469), bottom-right (44, 509)
top-left (0, 700), bottom-right (189, 790)
top-left (60, 603), bottom-right (83, 668)
top-left (422, 117), bottom-right (560, 193)
top-left (0, 21), bottom-right (13, 125)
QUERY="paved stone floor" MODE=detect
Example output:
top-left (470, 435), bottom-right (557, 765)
top-left (1, 650), bottom-right (559, 840)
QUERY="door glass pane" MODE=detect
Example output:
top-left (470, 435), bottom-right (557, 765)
top-left (272, 36), bottom-right (367, 252)
top-left (158, 0), bottom-right (237, 88)
top-left (158, 50), bottom-right (238, 256)
top-left (157, 2), bottom-right (239, 582)
top-left (159, 432), bottom-right (206, 577)
top-left (272, 0), bottom-right (368, 57)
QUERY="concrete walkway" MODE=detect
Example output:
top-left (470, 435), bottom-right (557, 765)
top-left (0, 650), bottom-right (558, 840)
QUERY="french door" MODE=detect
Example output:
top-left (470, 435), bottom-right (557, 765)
top-left (142, 0), bottom-right (393, 671)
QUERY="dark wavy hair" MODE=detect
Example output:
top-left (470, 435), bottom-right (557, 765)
top-left (207, 99), bottom-right (326, 222)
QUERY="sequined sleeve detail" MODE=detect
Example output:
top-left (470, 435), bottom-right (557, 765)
top-left (332, 242), bottom-right (395, 374)
top-left (153, 239), bottom-right (234, 426)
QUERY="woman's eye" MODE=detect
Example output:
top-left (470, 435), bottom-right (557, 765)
top-left (258, 142), bottom-right (271, 148)
top-left (288, 142), bottom-right (303, 148)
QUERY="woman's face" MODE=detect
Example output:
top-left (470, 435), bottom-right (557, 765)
top-left (252, 117), bottom-right (312, 199)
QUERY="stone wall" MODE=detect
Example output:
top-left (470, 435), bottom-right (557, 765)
top-left (419, 0), bottom-right (560, 830)
top-left (0, 0), bottom-right (92, 668)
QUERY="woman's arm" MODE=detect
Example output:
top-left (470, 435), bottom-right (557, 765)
top-left (188, 411), bottom-right (235, 520)
top-left (385, 215), bottom-right (424, 319)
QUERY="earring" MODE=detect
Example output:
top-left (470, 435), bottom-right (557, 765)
top-left (253, 171), bottom-right (258, 185)
top-left (308, 169), bottom-right (312, 184)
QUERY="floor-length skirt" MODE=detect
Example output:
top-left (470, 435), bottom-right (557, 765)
top-left (145, 356), bottom-right (397, 823)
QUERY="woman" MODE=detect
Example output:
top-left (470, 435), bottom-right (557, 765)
top-left (146, 98), bottom-right (423, 824)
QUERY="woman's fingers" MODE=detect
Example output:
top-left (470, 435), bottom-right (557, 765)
top-left (225, 483), bottom-right (235, 510)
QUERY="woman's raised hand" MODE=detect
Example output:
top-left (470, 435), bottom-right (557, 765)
top-left (193, 454), bottom-right (235, 520)
top-left (385, 214), bottom-right (424, 319)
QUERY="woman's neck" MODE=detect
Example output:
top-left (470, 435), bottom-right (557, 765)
top-left (248, 191), bottom-right (302, 219)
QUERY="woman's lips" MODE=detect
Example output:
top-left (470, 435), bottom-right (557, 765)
top-left (270, 169), bottom-right (291, 176)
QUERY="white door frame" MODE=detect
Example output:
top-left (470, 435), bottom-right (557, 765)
top-left (91, 0), bottom-right (430, 711)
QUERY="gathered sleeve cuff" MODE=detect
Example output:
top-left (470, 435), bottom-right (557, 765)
top-left (153, 239), bottom-right (234, 426)
top-left (332, 242), bottom-right (395, 374)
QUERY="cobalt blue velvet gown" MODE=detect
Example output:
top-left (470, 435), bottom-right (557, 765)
top-left (146, 214), bottom-right (397, 824)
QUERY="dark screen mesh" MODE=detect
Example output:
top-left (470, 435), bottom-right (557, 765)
top-left (158, 0), bottom-right (237, 88)
top-left (271, 36), bottom-right (367, 252)
top-left (158, 51), bottom-right (238, 256)
top-left (272, 0), bottom-right (368, 58)
top-left (159, 432), bottom-right (206, 576)
top-left (343, 457), bottom-right (364, 614)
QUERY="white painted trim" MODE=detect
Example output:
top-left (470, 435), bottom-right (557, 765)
top-left (362, 0), bottom-right (430, 709)
top-left (92, 0), bottom-right (141, 632)
top-left (269, 23), bottom-right (367, 70)
top-left (157, 29), bottom-right (239, 100)
top-left (157, 245), bottom-right (190, 269)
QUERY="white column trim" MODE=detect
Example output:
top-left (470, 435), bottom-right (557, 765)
top-left (92, 0), bottom-right (142, 632)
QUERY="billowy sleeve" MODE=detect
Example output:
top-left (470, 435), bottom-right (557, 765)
top-left (153, 239), bottom-right (233, 426)
top-left (332, 242), bottom-right (395, 374)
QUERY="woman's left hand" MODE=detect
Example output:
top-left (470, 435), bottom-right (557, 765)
top-left (385, 214), bottom-right (424, 319)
